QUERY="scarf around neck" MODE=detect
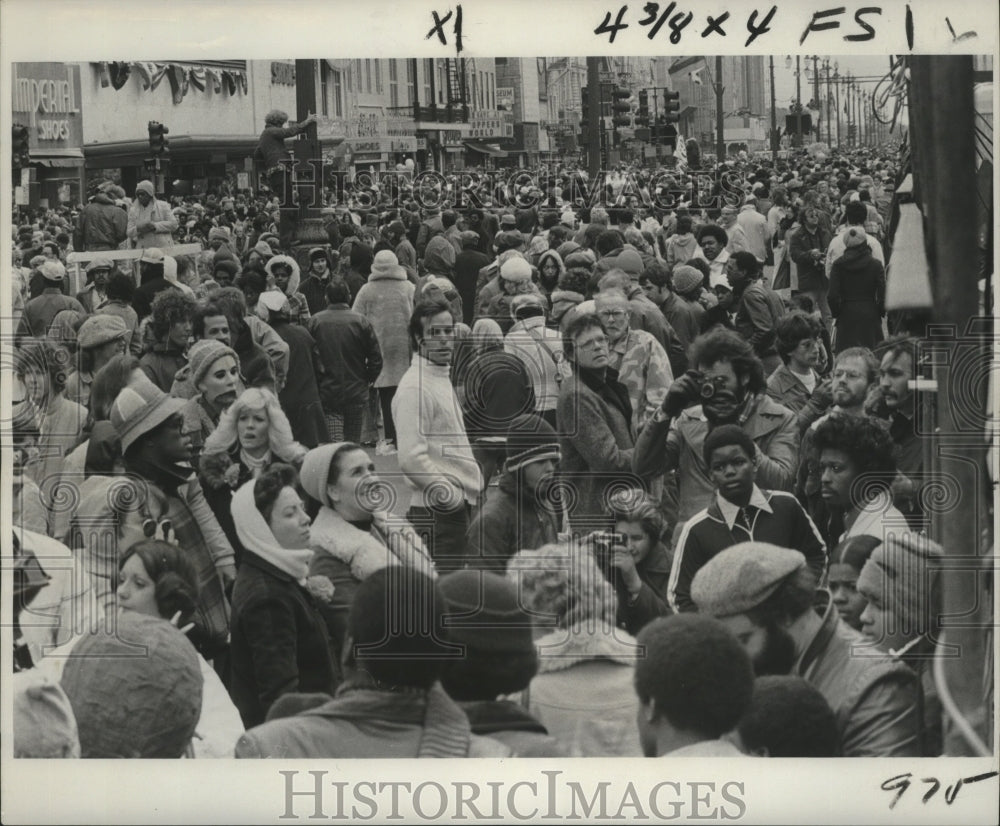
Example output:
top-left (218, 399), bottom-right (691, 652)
top-left (231, 477), bottom-right (312, 582)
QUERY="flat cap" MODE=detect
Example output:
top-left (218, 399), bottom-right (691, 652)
top-left (691, 543), bottom-right (807, 618)
top-left (76, 314), bottom-right (129, 350)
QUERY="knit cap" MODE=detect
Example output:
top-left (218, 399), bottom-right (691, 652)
top-left (615, 249), bottom-right (644, 277)
top-left (504, 414), bottom-right (561, 473)
top-left (439, 569), bottom-right (537, 654)
top-left (500, 257), bottom-right (533, 283)
top-left (187, 339), bottom-right (239, 390)
top-left (855, 533), bottom-right (943, 633)
top-left (671, 264), bottom-right (704, 295)
top-left (60, 612), bottom-right (203, 758)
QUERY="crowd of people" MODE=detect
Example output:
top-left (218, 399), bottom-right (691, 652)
top-left (10, 138), bottom-right (973, 761)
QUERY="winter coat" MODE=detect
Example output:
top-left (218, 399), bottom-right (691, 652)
top-left (460, 701), bottom-right (567, 756)
top-left (269, 318), bottom-right (327, 448)
top-left (828, 245), bottom-right (886, 352)
top-left (517, 628), bottom-right (643, 757)
top-left (454, 249), bottom-right (492, 326)
top-left (595, 541), bottom-right (673, 637)
top-left (797, 592), bottom-right (922, 756)
top-left (465, 471), bottom-right (563, 571)
top-left (229, 550), bottom-right (339, 729)
top-left (556, 367), bottom-right (635, 529)
top-left (308, 507), bottom-right (433, 662)
top-left (415, 214), bottom-right (445, 258)
top-left (74, 193), bottom-right (127, 250)
top-left (550, 289), bottom-right (585, 332)
top-left (657, 291), bottom-right (701, 351)
top-left (307, 305), bottom-right (383, 410)
top-left (633, 395), bottom-right (800, 533)
top-left (126, 197), bottom-right (178, 249)
top-left (16, 289), bottom-right (86, 342)
top-left (236, 682), bottom-right (509, 758)
top-left (788, 223), bottom-right (833, 293)
top-left (663, 232), bottom-right (707, 270)
top-left (504, 316), bottom-right (571, 414)
top-left (132, 273), bottom-right (178, 322)
top-left (462, 347), bottom-right (536, 439)
top-left (353, 266), bottom-right (415, 387)
top-left (733, 279), bottom-right (786, 366)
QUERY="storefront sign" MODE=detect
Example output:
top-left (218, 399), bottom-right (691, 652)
top-left (439, 129), bottom-right (464, 146)
top-left (496, 87), bottom-right (515, 111)
top-left (346, 136), bottom-right (418, 154)
top-left (271, 62), bottom-right (296, 86)
top-left (11, 62), bottom-right (83, 151)
top-left (468, 118), bottom-right (515, 139)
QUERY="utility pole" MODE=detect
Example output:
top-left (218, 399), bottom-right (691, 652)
top-left (795, 55), bottom-right (802, 148)
top-left (812, 55), bottom-right (821, 141)
top-left (845, 75), bottom-right (853, 146)
top-left (586, 57), bottom-right (602, 180)
top-left (714, 55), bottom-right (724, 160)
top-left (288, 59), bottom-right (325, 251)
top-left (769, 56), bottom-right (777, 163)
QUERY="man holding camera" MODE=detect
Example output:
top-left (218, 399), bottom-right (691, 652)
top-left (633, 329), bottom-right (799, 542)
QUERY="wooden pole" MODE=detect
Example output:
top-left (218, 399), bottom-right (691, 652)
top-left (586, 57), bottom-right (602, 179)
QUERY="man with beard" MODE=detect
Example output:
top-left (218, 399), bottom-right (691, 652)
top-left (633, 329), bottom-right (799, 541)
top-left (179, 339), bottom-right (242, 470)
top-left (75, 257), bottom-right (113, 313)
top-left (788, 204), bottom-right (834, 332)
top-left (465, 416), bottom-right (563, 572)
top-left (670, 425), bottom-right (825, 613)
top-left (691, 542), bottom-right (921, 757)
top-left (795, 347), bottom-right (880, 548)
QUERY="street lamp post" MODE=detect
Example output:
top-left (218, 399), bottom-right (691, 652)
top-left (769, 56), bottom-right (777, 162)
top-left (715, 55), bottom-right (725, 160)
top-left (795, 55), bottom-right (802, 147)
top-left (824, 59), bottom-right (832, 146)
top-left (845, 75), bottom-right (853, 146)
top-left (811, 54), bottom-right (821, 141)
top-left (834, 64), bottom-right (841, 147)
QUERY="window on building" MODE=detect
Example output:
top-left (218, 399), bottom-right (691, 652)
top-left (365, 59), bottom-right (372, 93)
top-left (356, 60), bottom-right (363, 93)
top-left (346, 61), bottom-right (352, 92)
top-left (490, 74), bottom-right (495, 109)
top-left (389, 60), bottom-right (399, 108)
top-left (406, 59), bottom-right (415, 105)
top-left (424, 58), bottom-right (433, 105)
top-left (332, 68), bottom-right (343, 117)
top-left (438, 62), bottom-right (447, 104)
top-left (375, 60), bottom-right (383, 95)
top-left (319, 62), bottom-right (330, 116)
top-left (479, 71), bottom-right (485, 109)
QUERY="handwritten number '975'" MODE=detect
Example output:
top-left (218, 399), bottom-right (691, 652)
top-left (881, 772), bottom-right (998, 809)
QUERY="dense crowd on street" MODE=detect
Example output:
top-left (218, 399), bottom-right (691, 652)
top-left (10, 121), bottom-right (987, 761)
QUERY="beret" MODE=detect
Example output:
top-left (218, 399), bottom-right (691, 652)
top-left (76, 314), bottom-right (129, 350)
top-left (691, 543), bottom-right (807, 618)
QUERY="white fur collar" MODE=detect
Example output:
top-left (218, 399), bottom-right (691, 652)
top-left (534, 626), bottom-right (640, 674)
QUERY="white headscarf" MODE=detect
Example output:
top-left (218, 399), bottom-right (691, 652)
top-left (231, 478), bottom-right (312, 583)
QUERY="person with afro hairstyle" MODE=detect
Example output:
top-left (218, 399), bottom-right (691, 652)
top-left (633, 614), bottom-right (753, 756)
top-left (696, 223), bottom-right (731, 290)
top-left (634, 328), bottom-right (800, 541)
top-left (95, 271), bottom-right (141, 355)
top-left (734, 675), bottom-right (840, 757)
top-left (139, 290), bottom-right (196, 392)
top-left (812, 413), bottom-right (906, 545)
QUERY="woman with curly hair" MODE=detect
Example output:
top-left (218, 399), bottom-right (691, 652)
top-left (603, 489), bottom-right (673, 636)
top-left (114, 539), bottom-right (244, 758)
top-left (813, 413), bottom-right (904, 544)
top-left (549, 266), bottom-right (591, 333)
top-left (200, 387), bottom-right (307, 566)
top-left (139, 289), bottom-right (196, 392)
top-left (506, 542), bottom-right (643, 756)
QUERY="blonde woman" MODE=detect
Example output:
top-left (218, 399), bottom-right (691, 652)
top-left (506, 542), bottom-right (643, 757)
top-left (199, 387), bottom-right (307, 566)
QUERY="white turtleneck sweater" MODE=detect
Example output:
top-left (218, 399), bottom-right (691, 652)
top-left (392, 354), bottom-right (482, 508)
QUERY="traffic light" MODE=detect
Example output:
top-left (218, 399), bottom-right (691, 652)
top-left (11, 124), bottom-right (31, 170)
top-left (611, 86), bottom-right (632, 128)
top-left (636, 90), bottom-right (650, 127)
top-left (664, 90), bottom-right (680, 123)
top-left (148, 121), bottom-right (170, 158)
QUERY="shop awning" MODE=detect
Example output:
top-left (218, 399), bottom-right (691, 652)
top-left (464, 141), bottom-right (508, 158)
top-left (30, 148), bottom-right (84, 167)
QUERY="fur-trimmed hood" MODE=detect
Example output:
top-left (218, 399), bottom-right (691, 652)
top-left (265, 254), bottom-right (301, 296)
top-left (309, 506), bottom-right (435, 582)
top-left (533, 627), bottom-right (640, 674)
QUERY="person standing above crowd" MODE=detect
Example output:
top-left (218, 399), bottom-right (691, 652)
top-left (74, 183), bottom-right (128, 252)
top-left (127, 180), bottom-right (178, 250)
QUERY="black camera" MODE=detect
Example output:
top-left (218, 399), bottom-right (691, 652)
top-left (700, 381), bottom-right (717, 400)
